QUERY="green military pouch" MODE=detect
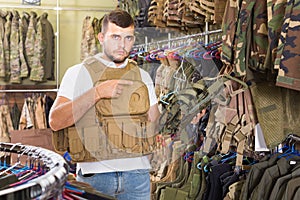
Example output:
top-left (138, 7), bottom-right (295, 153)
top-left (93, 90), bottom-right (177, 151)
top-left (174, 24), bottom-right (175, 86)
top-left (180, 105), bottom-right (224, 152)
top-left (175, 189), bottom-right (189, 200)
top-left (189, 173), bottom-right (201, 198)
top-left (162, 187), bottom-right (177, 200)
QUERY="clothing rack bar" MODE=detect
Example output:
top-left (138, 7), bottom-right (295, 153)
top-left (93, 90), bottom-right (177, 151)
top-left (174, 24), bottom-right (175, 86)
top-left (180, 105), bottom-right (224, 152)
top-left (0, 4), bottom-right (114, 12)
top-left (159, 29), bottom-right (222, 44)
top-left (55, 6), bottom-right (114, 12)
top-left (134, 29), bottom-right (222, 49)
top-left (0, 89), bottom-right (58, 93)
top-left (0, 4), bottom-right (57, 10)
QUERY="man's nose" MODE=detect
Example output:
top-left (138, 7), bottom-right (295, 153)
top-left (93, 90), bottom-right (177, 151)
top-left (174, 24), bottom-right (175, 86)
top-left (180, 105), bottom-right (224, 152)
top-left (120, 38), bottom-right (126, 48)
top-left (114, 37), bottom-right (125, 48)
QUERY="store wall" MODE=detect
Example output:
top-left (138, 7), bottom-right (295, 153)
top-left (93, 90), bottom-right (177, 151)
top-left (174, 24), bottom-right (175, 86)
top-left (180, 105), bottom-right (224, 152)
top-left (58, 0), bottom-right (118, 82)
top-left (0, 0), bottom-right (118, 84)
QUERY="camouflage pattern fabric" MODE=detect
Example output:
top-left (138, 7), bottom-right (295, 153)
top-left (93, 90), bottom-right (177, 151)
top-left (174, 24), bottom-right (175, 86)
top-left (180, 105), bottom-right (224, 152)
top-left (3, 11), bottom-right (12, 81)
top-left (30, 12), bottom-right (55, 82)
top-left (221, 0), bottom-right (241, 66)
top-left (233, 0), bottom-right (255, 76)
top-left (10, 10), bottom-right (21, 83)
top-left (274, 0), bottom-right (294, 70)
top-left (80, 16), bottom-right (99, 61)
top-left (221, 0), bottom-right (300, 87)
top-left (0, 10), bottom-right (6, 78)
top-left (41, 13), bottom-right (55, 81)
top-left (233, 0), bottom-right (268, 76)
top-left (263, 0), bottom-right (287, 73)
top-left (92, 17), bottom-right (102, 53)
top-left (274, 0), bottom-right (300, 91)
top-left (134, 0), bottom-right (152, 28)
top-left (0, 105), bottom-right (13, 144)
top-left (247, 0), bottom-right (268, 73)
top-left (118, 0), bottom-right (140, 19)
top-left (222, 0), bottom-right (270, 78)
top-left (30, 14), bottom-right (45, 82)
top-left (25, 11), bottom-right (38, 70)
top-left (0, 11), bottom-right (56, 83)
top-left (19, 12), bottom-right (30, 78)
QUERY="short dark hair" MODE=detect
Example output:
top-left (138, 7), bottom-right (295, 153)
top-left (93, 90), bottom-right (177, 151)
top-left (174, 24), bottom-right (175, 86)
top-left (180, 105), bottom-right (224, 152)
top-left (101, 9), bottom-right (134, 33)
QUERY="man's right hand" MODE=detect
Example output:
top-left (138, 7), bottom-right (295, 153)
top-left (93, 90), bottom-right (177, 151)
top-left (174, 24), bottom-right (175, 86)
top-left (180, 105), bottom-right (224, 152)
top-left (95, 79), bottom-right (133, 99)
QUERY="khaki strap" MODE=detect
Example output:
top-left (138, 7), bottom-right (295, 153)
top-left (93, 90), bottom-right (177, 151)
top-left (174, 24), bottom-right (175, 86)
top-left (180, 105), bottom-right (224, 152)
top-left (83, 57), bottom-right (105, 83)
top-left (192, 79), bottom-right (206, 91)
top-left (234, 123), bottom-right (253, 166)
top-left (221, 115), bottom-right (240, 154)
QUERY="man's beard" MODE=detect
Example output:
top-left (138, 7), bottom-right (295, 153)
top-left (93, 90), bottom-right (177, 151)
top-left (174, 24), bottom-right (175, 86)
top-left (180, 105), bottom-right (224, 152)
top-left (113, 58), bottom-right (127, 63)
top-left (105, 50), bottom-right (129, 64)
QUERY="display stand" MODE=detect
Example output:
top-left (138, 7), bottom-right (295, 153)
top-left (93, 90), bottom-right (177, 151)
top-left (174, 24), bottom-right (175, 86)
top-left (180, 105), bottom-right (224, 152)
top-left (0, 142), bottom-right (69, 199)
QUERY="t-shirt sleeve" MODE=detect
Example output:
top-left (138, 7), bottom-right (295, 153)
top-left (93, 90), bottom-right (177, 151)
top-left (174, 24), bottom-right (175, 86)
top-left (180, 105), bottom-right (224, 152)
top-left (58, 64), bottom-right (93, 100)
top-left (140, 68), bottom-right (158, 106)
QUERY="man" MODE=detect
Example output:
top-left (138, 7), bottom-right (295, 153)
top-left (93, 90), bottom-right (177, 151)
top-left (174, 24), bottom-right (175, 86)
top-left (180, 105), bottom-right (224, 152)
top-left (49, 9), bottom-right (160, 199)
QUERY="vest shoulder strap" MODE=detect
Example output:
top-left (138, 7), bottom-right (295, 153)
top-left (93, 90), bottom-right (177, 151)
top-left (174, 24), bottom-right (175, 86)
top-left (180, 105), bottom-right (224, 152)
top-left (83, 56), bottom-right (141, 83)
top-left (83, 56), bottom-right (105, 84)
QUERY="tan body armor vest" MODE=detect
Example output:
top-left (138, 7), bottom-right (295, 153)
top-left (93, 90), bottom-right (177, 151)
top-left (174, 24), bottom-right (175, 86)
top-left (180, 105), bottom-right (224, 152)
top-left (52, 57), bottom-right (157, 162)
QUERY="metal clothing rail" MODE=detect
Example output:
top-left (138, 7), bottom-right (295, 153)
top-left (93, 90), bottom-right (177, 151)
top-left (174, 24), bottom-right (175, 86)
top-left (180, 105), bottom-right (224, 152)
top-left (0, 142), bottom-right (69, 199)
top-left (0, 4), bottom-right (114, 12)
top-left (134, 28), bottom-right (222, 51)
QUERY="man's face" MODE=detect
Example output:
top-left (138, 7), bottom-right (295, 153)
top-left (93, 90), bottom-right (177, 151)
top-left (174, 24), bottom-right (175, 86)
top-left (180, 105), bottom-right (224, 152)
top-left (99, 22), bottom-right (135, 65)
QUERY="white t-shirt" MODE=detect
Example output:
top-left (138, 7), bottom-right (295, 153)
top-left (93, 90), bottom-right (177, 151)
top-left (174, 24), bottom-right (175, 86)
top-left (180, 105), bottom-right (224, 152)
top-left (58, 54), bottom-right (157, 174)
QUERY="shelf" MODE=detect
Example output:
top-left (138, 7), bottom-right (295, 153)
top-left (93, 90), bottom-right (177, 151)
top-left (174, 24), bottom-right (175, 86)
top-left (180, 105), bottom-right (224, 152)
top-left (0, 85), bottom-right (58, 93)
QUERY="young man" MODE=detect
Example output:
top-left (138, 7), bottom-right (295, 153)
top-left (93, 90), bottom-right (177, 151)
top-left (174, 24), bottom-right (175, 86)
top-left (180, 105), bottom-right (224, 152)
top-left (49, 9), bottom-right (160, 199)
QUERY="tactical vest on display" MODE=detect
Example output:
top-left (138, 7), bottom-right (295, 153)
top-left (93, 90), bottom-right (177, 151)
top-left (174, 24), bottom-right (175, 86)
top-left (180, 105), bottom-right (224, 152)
top-left (52, 57), bottom-right (157, 162)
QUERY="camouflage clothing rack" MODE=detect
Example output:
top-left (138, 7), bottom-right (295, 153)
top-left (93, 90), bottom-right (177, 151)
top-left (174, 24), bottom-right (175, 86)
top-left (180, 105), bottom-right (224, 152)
top-left (0, 2), bottom-right (114, 93)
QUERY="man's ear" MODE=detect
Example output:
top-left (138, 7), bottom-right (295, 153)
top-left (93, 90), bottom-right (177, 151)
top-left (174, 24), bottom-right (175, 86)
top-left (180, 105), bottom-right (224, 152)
top-left (98, 32), bottom-right (104, 44)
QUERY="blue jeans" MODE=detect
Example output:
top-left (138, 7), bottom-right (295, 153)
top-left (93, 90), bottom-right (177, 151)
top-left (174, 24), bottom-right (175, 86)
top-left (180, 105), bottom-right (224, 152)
top-left (77, 169), bottom-right (150, 200)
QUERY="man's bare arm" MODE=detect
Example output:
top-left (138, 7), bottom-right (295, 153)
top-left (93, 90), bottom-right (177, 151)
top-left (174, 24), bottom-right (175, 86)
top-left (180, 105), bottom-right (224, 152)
top-left (49, 87), bottom-right (100, 131)
top-left (49, 79), bottom-right (133, 131)
top-left (148, 103), bottom-right (160, 122)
